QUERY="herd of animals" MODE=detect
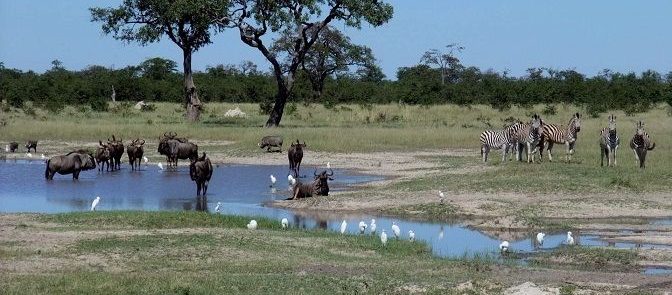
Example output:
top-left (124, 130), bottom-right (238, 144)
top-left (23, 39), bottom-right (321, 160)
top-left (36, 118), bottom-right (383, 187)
top-left (479, 113), bottom-right (656, 168)
top-left (4, 133), bottom-right (333, 200)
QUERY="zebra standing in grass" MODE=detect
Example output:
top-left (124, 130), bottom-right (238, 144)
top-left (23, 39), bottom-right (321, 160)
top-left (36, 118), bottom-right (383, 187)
top-left (479, 123), bottom-right (522, 163)
top-left (600, 114), bottom-right (620, 167)
top-left (630, 120), bottom-right (655, 168)
top-left (538, 113), bottom-right (582, 162)
top-left (512, 114), bottom-right (543, 163)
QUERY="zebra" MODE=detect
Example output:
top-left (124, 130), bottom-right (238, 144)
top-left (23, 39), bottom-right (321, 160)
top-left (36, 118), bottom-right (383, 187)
top-left (599, 114), bottom-right (620, 167)
top-left (479, 123), bottom-right (522, 163)
top-left (512, 114), bottom-right (543, 163)
top-left (538, 112), bottom-right (581, 162)
top-left (630, 120), bottom-right (655, 168)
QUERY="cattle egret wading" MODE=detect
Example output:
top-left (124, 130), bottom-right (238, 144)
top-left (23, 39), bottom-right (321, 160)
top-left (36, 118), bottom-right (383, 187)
top-left (270, 174), bottom-right (277, 186)
top-left (370, 219), bottom-right (377, 234)
top-left (91, 196), bottom-right (101, 211)
top-left (391, 222), bottom-right (400, 239)
top-left (536, 232), bottom-right (546, 246)
top-left (499, 241), bottom-right (510, 253)
top-left (326, 162), bottom-right (331, 169)
top-left (566, 231), bottom-right (575, 245)
top-left (340, 220), bottom-right (347, 234)
top-left (281, 218), bottom-right (289, 229)
top-left (143, 156), bottom-right (148, 163)
top-left (26, 153), bottom-right (32, 158)
top-left (158, 163), bottom-right (164, 170)
top-left (214, 202), bottom-right (221, 213)
top-left (358, 221), bottom-right (367, 234)
top-left (4, 145), bottom-right (8, 152)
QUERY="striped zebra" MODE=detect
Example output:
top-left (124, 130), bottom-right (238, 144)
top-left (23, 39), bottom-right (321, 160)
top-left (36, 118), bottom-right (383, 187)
top-left (630, 120), bottom-right (655, 168)
top-left (538, 113), bottom-right (581, 162)
top-left (479, 123), bottom-right (522, 163)
top-left (512, 114), bottom-right (543, 163)
top-left (599, 114), bottom-right (620, 167)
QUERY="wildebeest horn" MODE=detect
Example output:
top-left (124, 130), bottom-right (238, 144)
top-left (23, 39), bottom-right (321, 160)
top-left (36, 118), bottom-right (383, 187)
top-left (327, 168), bottom-right (334, 176)
top-left (164, 132), bottom-right (169, 138)
top-left (139, 139), bottom-right (145, 145)
top-left (170, 131), bottom-right (177, 138)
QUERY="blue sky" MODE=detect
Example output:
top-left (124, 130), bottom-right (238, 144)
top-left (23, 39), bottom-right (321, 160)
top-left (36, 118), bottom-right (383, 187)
top-left (1, 0), bottom-right (671, 79)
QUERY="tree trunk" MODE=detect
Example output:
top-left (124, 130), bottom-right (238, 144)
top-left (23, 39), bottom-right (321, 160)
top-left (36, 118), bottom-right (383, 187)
top-left (183, 49), bottom-right (201, 122)
top-left (265, 83), bottom-right (290, 127)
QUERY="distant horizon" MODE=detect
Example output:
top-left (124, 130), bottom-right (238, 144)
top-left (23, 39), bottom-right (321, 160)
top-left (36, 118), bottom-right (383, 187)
top-left (2, 0), bottom-right (672, 79)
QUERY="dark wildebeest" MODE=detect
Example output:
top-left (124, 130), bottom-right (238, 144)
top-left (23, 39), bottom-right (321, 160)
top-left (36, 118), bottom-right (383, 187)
top-left (25, 140), bottom-right (38, 153)
top-left (288, 140), bottom-right (306, 178)
top-left (126, 138), bottom-right (145, 171)
top-left (107, 135), bottom-right (125, 170)
top-left (189, 152), bottom-right (213, 196)
top-left (95, 141), bottom-right (112, 172)
top-left (158, 132), bottom-right (198, 168)
top-left (258, 135), bottom-right (283, 152)
top-left (45, 151), bottom-right (96, 180)
top-left (290, 168), bottom-right (334, 200)
top-left (8, 142), bottom-right (19, 152)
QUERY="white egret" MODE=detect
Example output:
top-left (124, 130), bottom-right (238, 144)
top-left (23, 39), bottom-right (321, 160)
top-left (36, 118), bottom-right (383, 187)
top-left (287, 174), bottom-right (294, 183)
top-left (438, 229), bottom-right (444, 240)
top-left (340, 220), bottom-right (347, 234)
top-left (358, 221), bottom-right (367, 234)
top-left (369, 219), bottom-right (377, 234)
top-left (91, 196), bottom-right (100, 211)
top-left (40, 154), bottom-right (46, 159)
top-left (270, 174), bottom-right (277, 186)
top-left (391, 222), bottom-right (400, 239)
top-left (409, 230), bottom-right (415, 242)
top-left (326, 162), bottom-right (331, 169)
top-left (380, 230), bottom-right (388, 246)
top-left (4, 145), bottom-right (8, 152)
top-left (566, 231), bottom-right (575, 245)
top-left (247, 220), bottom-right (258, 230)
top-left (143, 156), bottom-right (149, 163)
top-left (26, 152), bottom-right (32, 158)
top-left (158, 162), bottom-right (164, 170)
top-left (536, 232), bottom-right (546, 246)
top-left (281, 218), bottom-right (289, 229)
top-left (214, 202), bottom-right (222, 213)
top-left (439, 190), bottom-right (445, 203)
top-left (499, 241), bottom-right (510, 253)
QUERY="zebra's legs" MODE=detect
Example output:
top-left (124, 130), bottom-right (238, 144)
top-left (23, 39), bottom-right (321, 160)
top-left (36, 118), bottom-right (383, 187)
top-left (501, 144), bottom-right (508, 163)
top-left (481, 144), bottom-right (490, 163)
top-left (613, 146), bottom-right (618, 166)
top-left (566, 142), bottom-right (573, 162)
top-left (632, 148), bottom-right (639, 164)
top-left (546, 142), bottom-right (555, 162)
top-left (600, 147), bottom-right (605, 167)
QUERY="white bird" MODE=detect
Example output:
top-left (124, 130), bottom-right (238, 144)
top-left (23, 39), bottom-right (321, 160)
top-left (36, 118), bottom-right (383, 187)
top-left (287, 174), bottom-right (294, 183)
top-left (4, 145), bottom-right (8, 152)
top-left (536, 232), bottom-right (546, 246)
top-left (369, 219), bottom-right (377, 234)
top-left (358, 221), bottom-right (367, 234)
top-left (270, 174), bottom-right (277, 186)
top-left (26, 152), bottom-right (32, 158)
top-left (439, 190), bottom-right (445, 203)
top-left (143, 156), bottom-right (149, 163)
top-left (326, 162), bottom-right (331, 169)
top-left (380, 230), bottom-right (388, 246)
top-left (281, 218), bottom-right (289, 229)
top-left (438, 229), bottom-right (444, 240)
top-left (40, 154), bottom-right (46, 159)
top-left (340, 220), bottom-right (347, 234)
top-left (214, 202), bottom-right (221, 213)
top-left (499, 241), bottom-right (510, 253)
top-left (409, 230), bottom-right (415, 242)
top-left (391, 222), bottom-right (400, 239)
top-left (247, 220), bottom-right (258, 230)
top-left (566, 231), bottom-right (575, 245)
top-left (158, 163), bottom-right (164, 170)
top-left (90, 196), bottom-right (100, 211)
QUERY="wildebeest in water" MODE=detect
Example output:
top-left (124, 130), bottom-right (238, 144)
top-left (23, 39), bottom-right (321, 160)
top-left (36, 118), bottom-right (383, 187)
top-left (158, 132), bottom-right (198, 168)
top-left (290, 168), bottom-right (334, 200)
top-left (126, 138), bottom-right (145, 171)
top-left (45, 151), bottom-right (96, 180)
top-left (8, 142), bottom-right (19, 152)
top-left (288, 140), bottom-right (306, 178)
top-left (25, 140), bottom-right (38, 153)
top-left (95, 141), bottom-right (112, 172)
top-left (189, 152), bottom-right (213, 196)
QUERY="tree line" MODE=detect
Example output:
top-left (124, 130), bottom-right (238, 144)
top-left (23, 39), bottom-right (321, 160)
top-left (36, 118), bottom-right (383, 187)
top-left (2, 57), bottom-right (671, 118)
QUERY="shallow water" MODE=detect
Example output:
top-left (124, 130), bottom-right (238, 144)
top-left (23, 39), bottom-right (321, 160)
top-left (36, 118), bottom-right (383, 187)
top-left (1, 159), bottom-right (670, 274)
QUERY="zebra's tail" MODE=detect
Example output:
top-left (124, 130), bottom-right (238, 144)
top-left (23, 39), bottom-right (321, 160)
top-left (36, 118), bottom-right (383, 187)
top-left (647, 142), bottom-right (656, 151)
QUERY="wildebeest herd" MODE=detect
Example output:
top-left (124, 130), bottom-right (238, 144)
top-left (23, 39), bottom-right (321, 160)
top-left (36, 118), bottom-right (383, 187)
top-left (5, 133), bottom-right (334, 199)
top-left (479, 113), bottom-right (656, 168)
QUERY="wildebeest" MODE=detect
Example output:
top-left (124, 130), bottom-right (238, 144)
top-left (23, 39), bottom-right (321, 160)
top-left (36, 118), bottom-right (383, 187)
top-left (25, 140), bottom-right (38, 152)
top-left (258, 135), bottom-right (283, 152)
top-left (8, 142), bottom-right (19, 152)
top-left (290, 168), bottom-right (334, 200)
top-left (158, 132), bottom-right (198, 168)
top-left (288, 140), bottom-right (306, 178)
top-left (126, 138), bottom-right (145, 171)
top-left (95, 141), bottom-right (112, 172)
top-left (189, 152), bottom-right (213, 196)
top-left (107, 135), bottom-right (125, 170)
top-left (45, 151), bottom-right (96, 180)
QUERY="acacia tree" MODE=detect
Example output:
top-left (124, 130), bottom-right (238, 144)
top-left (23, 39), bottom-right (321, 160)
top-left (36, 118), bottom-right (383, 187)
top-left (272, 25), bottom-right (376, 100)
top-left (221, 0), bottom-right (393, 127)
top-left (420, 43), bottom-right (464, 85)
top-left (90, 0), bottom-right (228, 121)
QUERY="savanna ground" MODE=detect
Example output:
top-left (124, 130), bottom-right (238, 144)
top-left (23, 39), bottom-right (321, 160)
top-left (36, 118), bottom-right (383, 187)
top-left (2, 102), bottom-right (672, 293)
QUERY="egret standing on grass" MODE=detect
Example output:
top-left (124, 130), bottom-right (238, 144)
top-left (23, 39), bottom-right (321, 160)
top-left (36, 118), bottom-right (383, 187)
top-left (380, 230), bottom-right (388, 246)
top-left (281, 218), bottom-right (289, 229)
top-left (409, 230), bottom-right (415, 242)
top-left (391, 222), bottom-right (400, 239)
top-left (214, 202), bottom-right (222, 213)
top-left (358, 221), bottom-right (367, 234)
top-left (439, 190), bottom-right (445, 204)
top-left (536, 232), bottom-right (546, 246)
top-left (370, 219), bottom-right (377, 235)
top-left (566, 231), bottom-right (575, 245)
top-left (340, 220), bottom-right (347, 234)
top-left (270, 174), bottom-right (276, 187)
top-left (499, 241), bottom-right (510, 253)
top-left (91, 196), bottom-right (101, 211)
top-left (247, 220), bottom-right (258, 230)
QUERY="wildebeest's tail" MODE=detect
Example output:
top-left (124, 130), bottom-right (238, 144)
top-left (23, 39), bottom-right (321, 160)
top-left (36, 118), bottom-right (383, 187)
top-left (648, 142), bottom-right (656, 151)
top-left (44, 159), bottom-right (50, 179)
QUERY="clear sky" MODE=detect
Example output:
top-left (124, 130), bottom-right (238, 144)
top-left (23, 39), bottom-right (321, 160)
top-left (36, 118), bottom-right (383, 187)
top-left (1, 0), bottom-right (671, 79)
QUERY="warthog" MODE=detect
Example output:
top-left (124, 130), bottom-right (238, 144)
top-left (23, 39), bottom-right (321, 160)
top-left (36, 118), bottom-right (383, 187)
top-left (107, 135), bottom-right (125, 170)
top-left (9, 142), bottom-right (19, 152)
top-left (158, 132), bottom-right (198, 168)
top-left (258, 135), bottom-right (283, 152)
top-left (288, 140), bottom-right (306, 178)
top-left (25, 140), bottom-right (38, 153)
top-left (95, 141), bottom-right (112, 172)
top-left (189, 152), bottom-right (213, 196)
top-left (126, 138), bottom-right (145, 171)
top-left (290, 169), bottom-right (334, 200)
top-left (45, 151), bottom-right (96, 180)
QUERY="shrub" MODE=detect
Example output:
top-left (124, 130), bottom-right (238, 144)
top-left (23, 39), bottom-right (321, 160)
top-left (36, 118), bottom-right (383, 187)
top-left (542, 104), bottom-right (557, 116)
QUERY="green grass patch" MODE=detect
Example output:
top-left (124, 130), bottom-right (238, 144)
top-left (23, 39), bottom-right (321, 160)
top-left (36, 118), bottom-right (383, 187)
top-left (530, 247), bottom-right (640, 272)
top-left (384, 203), bottom-right (460, 221)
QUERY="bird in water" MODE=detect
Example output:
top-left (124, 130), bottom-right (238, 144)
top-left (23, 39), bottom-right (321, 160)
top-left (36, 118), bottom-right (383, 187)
top-left (536, 232), bottom-right (546, 246)
top-left (566, 231), bottom-right (575, 245)
top-left (391, 222), bottom-right (400, 239)
top-left (327, 162), bottom-right (331, 169)
top-left (157, 163), bottom-right (164, 170)
top-left (340, 220), bottom-right (347, 234)
top-left (499, 241), bottom-right (510, 253)
top-left (143, 156), bottom-right (149, 163)
top-left (358, 221), bottom-right (367, 234)
top-left (214, 202), bottom-right (221, 213)
top-left (91, 196), bottom-right (101, 211)
top-left (270, 174), bottom-right (277, 187)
